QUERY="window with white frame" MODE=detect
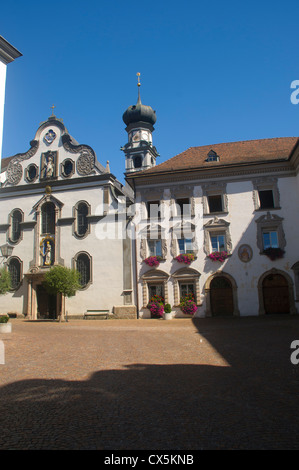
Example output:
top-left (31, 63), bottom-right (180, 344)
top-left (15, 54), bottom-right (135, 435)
top-left (170, 221), bottom-right (198, 258)
top-left (140, 224), bottom-right (167, 261)
top-left (210, 234), bottom-right (226, 252)
top-left (203, 218), bottom-right (232, 256)
top-left (255, 213), bottom-right (286, 253)
top-left (202, 183), bottom-right (228, 215)
top-left (178, 238), bottom-right (194, 254)
top-left (262, 230), bottom-right (279, 249)
top-left (148, 239), bottom-right (163, 257)
top-left (180, 282), bottom-right (195, 299)
top-left (205, 150), bottom-right (220, 162)
top-left (148, 283), bottom-right (164, 299)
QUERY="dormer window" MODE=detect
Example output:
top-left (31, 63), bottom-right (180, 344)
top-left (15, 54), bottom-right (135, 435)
top-left (206, 150), bottom-right (219, 162)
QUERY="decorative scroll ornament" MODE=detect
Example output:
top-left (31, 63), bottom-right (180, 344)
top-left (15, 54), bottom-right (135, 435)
top-left (77, 151), bottom-right (94, 175)
top-left (6, 162), bottom-right (23, 185)
top-left (62, 134), bottom-right (95, 176)
top-left (6, 140), bottom-right (39, 186)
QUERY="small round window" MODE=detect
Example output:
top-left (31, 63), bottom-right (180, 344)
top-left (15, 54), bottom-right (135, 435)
top-left (27, 164), bottom-right (37, 182)
top-left (63, 159), bottom-right (74, 177)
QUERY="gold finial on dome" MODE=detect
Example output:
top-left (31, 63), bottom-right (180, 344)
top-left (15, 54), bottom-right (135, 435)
top-left (136, 73), bottom-right (141, 103)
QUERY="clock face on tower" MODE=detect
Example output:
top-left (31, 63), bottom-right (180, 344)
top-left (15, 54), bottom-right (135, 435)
top-left (133, 131), bottom-right (140, 141)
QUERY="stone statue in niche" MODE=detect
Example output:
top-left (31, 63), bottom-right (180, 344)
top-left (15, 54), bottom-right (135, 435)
top-left (41, 151), bottom-right (57, 180)
top-left (40, 239), bottom-right (54, 266)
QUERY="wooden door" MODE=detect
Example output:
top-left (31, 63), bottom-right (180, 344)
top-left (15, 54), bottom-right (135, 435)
top-left (210, 276), bottom-right (234, 316)
top-left (36, 284), bottom-right (57, 319)
top-left (262, 274), bottom-right (290, 314)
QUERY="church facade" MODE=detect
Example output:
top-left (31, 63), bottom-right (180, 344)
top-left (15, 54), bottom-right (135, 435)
top-left (0, 114), bottom-right (136, 319)
top-left (1, 79), bottom-right (299, 319)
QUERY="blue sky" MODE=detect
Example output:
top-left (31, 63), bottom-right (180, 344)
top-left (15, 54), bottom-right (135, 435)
top-left (1, 0), bottom-right (299, 184)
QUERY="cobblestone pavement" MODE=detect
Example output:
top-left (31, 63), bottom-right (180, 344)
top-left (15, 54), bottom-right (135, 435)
top-left (0, 315), bottom-right (299, 450)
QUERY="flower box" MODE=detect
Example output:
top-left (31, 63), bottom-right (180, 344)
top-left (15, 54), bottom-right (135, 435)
top-left (147, 295), bottom-right (164, 318)
top-left (179, 294), bottom-right (197, 316)
top-left (174, 253), bottom-right (195, 265)
top-left (262, 247), bottom-right (285, 261)
top-left (208, 251), bottom-right (229, 262)
top-left (144, 256), bottom-right (163, 267)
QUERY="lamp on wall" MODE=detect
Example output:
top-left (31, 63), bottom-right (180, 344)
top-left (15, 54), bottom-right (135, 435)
top-left (0, 243), bottom-right (14, 260)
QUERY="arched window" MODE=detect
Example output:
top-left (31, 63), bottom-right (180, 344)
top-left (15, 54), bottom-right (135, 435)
top-left (74, 201), bottom-right (90, 238)
top-left (8, 257), bottom-right (22, 290)
top-left (76, 252), bottom-right (91, 288)
top-left (10, 209), bottom-right (23, 243)
top-left (41, 202), bottom-right (55, 234)
top-left (77, 203), bottom-right (89, 236)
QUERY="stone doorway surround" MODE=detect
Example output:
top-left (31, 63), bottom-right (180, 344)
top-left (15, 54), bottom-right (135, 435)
top-left (24, 267), bottom-right (62, 320)
top-left (257, 268), bottom-right (297, 315)
top-left (204, 271), bottom-right (240, 317)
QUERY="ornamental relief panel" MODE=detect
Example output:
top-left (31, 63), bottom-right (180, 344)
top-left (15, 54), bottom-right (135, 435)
top-left (62, 134), bottom-right (96, 176)
top-left (6, 140), bottom-right (39, 186)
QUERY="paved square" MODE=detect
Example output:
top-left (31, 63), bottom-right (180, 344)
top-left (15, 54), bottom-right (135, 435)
top-left (0, 315), bottom-right (299, 449)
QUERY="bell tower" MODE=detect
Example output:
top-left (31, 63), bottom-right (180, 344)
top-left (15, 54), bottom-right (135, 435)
top-left (122, 73), bottom-right (159, 174)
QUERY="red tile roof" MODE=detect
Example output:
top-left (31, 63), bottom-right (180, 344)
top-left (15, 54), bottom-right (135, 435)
top-left (138, 137), bottom-right (298, 175)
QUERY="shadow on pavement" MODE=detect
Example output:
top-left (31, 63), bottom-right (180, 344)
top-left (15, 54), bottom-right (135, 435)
top-left (0, 315), bottom-right (299, 450)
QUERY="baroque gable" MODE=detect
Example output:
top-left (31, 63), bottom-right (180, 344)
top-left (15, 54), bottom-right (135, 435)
top-left (2, 115), bottom-right (106, 188)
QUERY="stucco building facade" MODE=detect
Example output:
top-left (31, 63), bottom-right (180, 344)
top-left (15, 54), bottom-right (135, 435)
top-left (126, 129), bottom-right (299, 318)
top-left (1, 75), bottom-right (299, 320)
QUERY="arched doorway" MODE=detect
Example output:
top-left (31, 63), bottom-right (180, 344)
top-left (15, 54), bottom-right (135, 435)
top-left (258, 269), bottom-right (296, 315)
top-left (210, 276), bottom-right (234, 316)
top-left (262, 273), bottom-right (290, 314)
top-left (36, 284), bottom-right (58, 319)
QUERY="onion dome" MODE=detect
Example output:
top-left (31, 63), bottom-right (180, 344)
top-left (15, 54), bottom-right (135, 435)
top-left (122, 74), bottom-right (156, 127)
